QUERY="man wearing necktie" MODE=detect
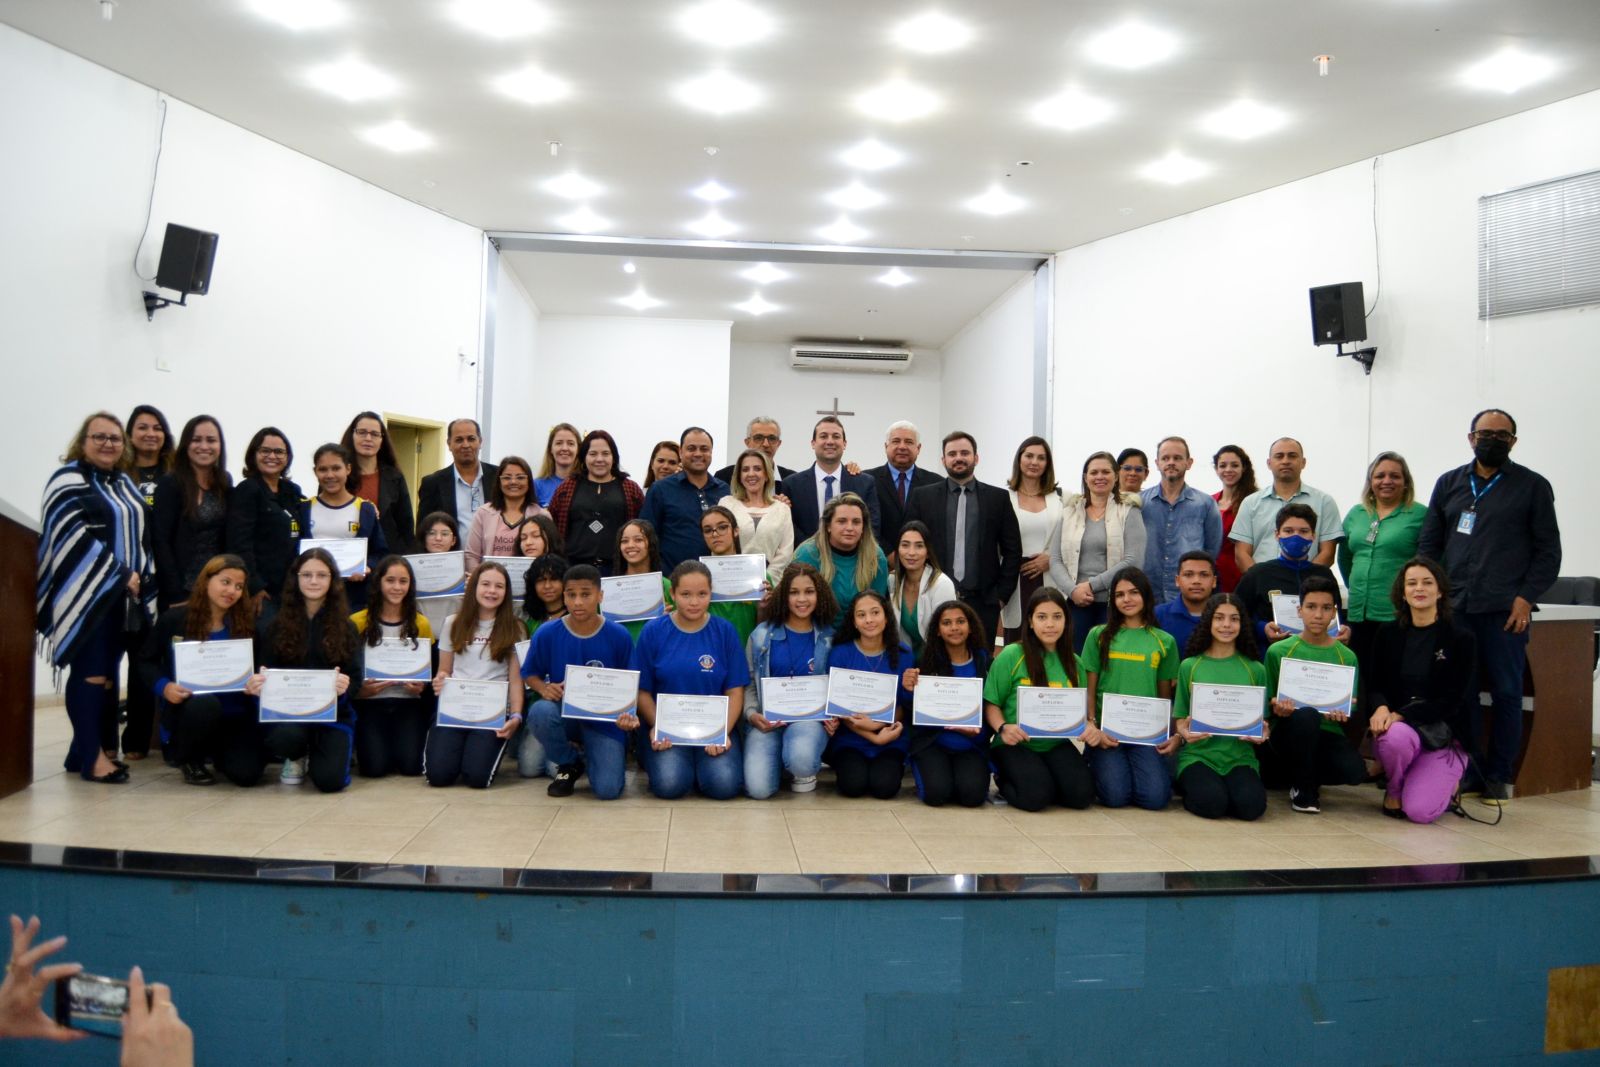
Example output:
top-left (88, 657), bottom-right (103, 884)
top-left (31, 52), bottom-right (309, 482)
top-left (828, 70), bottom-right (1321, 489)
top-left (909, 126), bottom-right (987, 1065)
top-left (779, 416), bottom-right (882, 546)
top-left (868, 419), bottom-right (939, 552)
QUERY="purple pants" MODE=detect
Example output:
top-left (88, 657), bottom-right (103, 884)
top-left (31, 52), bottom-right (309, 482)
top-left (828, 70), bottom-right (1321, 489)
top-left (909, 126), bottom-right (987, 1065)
top-left (1373, 721), bottom-right (1467, 824)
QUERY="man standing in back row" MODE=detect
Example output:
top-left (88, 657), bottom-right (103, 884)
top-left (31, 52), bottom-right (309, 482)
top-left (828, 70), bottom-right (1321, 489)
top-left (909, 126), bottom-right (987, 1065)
top-left (1141, 436), bottom-right (1222, 603)
top-left (713, 415), bottom-right (796, 486)
top-left (1418, 408), bottom-right (1561, 806)
top-left (416, 418), bottom-right (498, 544)
top-left (867, 420), bottom-right (941, 548)
top-left (1229, 437), bottom-right (1342, 572)
top-left (780, 416), bottom-right (881, 544)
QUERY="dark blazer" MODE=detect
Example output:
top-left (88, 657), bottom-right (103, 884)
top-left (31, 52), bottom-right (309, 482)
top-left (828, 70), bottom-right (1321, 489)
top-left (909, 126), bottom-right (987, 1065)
top-left (904, 478), bottom-right (1022, 609)
top-left (361, 465), bottom-right (416, 556)
top-left (151, 473), bottom-right (232, 610)
top-left (224, 475), bottom-right (304, 598)
top-left (780, 464), bottom-right (882, 545)
top-left (416, 462), bottom-right (498, 537)
top-left (1369, 619), bottom-right (1477, 731)
top-left (866, 463), bottom-right (942, 545)
top-left (714, 461), bottom-right (796, 486)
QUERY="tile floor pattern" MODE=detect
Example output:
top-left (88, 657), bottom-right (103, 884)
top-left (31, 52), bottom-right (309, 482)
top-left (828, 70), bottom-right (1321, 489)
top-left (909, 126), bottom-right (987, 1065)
top-left (10, 706), bottom-right (1600, 875)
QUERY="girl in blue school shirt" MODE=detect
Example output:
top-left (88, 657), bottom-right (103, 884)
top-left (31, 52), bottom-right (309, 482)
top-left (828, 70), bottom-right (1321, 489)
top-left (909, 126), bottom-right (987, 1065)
top-left (908, 600), bottom-right (993, 807)
top-left (743, 561), bottom-right (839, 799)
top-left (824, 590), bottom-right (917, 800)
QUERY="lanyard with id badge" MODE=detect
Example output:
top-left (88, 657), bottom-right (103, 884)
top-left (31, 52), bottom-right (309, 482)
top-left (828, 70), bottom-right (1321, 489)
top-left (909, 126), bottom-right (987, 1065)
top-left (1457, 471), bottom-right (1500, 535)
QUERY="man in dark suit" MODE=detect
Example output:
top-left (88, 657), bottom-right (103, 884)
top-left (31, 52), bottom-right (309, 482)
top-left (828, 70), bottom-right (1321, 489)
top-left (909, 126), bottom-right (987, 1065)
top-left (779, 416), bottom-right (881, 545)
top-left (866, 419), bottom-right (941, 549)
top-left (713, 415), bottom-right (796, 486)
top-left (415, 417), bottom-right (498, 544)
top-left (905, 431), bottom-right (1022, 646)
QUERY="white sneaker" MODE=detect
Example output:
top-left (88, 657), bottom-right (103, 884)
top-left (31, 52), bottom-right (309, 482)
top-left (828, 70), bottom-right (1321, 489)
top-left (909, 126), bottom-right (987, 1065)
top-left (279, 757), bottom-right (306, 785)
top-left (790, 775), bottom-right (817, 793)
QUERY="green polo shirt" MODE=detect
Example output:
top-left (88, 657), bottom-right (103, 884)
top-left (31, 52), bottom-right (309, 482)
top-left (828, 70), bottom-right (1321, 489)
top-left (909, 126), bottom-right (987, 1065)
top-left (1337, 501), bottom-right (1427, 622)
top-left (983, 642), bottom-right (1081, 753)
top-left (1174, 653), bottom-right (1268, 777)
top-left (1080, 624), bottom-right (1179, 720)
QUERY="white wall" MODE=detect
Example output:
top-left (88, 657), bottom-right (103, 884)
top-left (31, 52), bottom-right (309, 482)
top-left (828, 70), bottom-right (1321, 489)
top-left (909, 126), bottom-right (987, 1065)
top-left (485, 258), bottom-right (542, 462)
top-left (727, 342), bottom-right (943, 477)
top-left (1054, 89), bottom-right (1600, 574)
top-left (940, 277), bottom-right (1037, 485)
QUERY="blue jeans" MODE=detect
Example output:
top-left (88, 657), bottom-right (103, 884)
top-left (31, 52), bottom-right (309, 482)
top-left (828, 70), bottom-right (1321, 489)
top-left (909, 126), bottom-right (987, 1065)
top-left (1085, 742), bottom-right (1172, 809)
top-left (646, 732), bottom-right (744, 799)
top-left (527, 699), bottom-right (630, 800)
top-left (742, 720), bottom-right (828, 799)
top-left (1462, 610), bottom-right (1530, 784)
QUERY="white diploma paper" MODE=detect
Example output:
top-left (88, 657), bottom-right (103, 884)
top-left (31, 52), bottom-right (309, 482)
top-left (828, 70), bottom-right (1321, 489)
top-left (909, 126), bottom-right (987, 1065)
top-left (436, 677), bottom-right (508, 730)
top-left (760, 675), bottom-right (829, 723)
top-left (515, 639), bottom-right (532, 679)
top-left (702, 553), bottom-right (767, 602)
top-left (406, 551), bottom-right (466, 598)
top-left (912, 676), bottom-right (983, 729)
top-left (485, 556), bottom-right (535, 601)
top-left (172, 638), bottom-right (254, 694)
top-left (562, 667), bottom-right (641, 723)
top-left (1099, 694), bottom-right (1172, 746)
top-left (601, 572), bottom-right (666, 623)
top-left (653, 694), bottom-right (730, 746)
top-left (825, 667), bottom-right (898, 724)
top-left (259, 669), bottom-right (338, 724)
top-left (1187, 683), bottom-right (1266, 738)
top-left (1275, 659), bottom-right (1356, 716)
top-left (299, 537), bottom-right (369, 578)
top-left (363, 638), bottom-right (432, 683)
top-left (1271, 593), bottom-right (1341, 635)
top-left (1015, 686), bottom-right (1087, 739)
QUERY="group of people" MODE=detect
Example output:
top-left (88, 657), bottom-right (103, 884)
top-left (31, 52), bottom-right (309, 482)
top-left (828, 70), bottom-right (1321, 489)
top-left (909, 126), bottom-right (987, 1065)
top-left (35, 403), bottom-right (1560, 826)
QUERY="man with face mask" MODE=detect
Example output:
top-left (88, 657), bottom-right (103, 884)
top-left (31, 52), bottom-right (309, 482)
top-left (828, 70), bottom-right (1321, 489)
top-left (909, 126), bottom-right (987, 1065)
top-left (1418, 408), bottom-right (1561, 806)
top-left (1234, 504), bottom-right (1349, 653)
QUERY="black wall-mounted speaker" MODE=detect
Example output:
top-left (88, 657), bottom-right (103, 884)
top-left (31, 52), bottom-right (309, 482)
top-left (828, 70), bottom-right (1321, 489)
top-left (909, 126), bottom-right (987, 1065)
top-left (155, 223), bottom-right (218, 296)
top-left (1308, 281), bottom-right (1366, 345)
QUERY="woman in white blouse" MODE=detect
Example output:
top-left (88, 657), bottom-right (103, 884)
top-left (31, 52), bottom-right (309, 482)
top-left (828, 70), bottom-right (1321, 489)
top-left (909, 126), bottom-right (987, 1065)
top-left (1001, 437), bottom-right (1064, 643)
top-left (887, 520), bottom-right (959, 657)
top-left (719, 448), bottom-right (794, 572)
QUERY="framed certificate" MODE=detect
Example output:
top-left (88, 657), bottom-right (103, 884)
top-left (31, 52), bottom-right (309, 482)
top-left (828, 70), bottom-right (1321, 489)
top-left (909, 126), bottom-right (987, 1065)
top-left (405, 551), bottom-right (466, 598)
top-left (701, 553), bottom-right (767, 602)
top-left (172, 638), bottom-right (254, 694)
top-left (1015, 686), bottom-right (1087, 739)
top-left (364, 637), bottom-right (432, 683)
top-left (601, 572), bottom-right (666, 623)
top-left (912, 676), bottom-right (983, 729)
top-left (562, 666), bottom-right (641, 723)
top-left (485, 556), bottom-right (535, 601)
top-left (760, 675), bottom-right (828, 722)
top-left (1276, 659), bottom-right (1356, 716)
top-left (299, 537), bottom-right (368, 578)
top-left (825, 667), bottom-right (898, 723)
top-left (653, 694), bottom-right (730, 746)
top-left (1187, 683), bottom-right (1266, 738)
top-left (437, 677), bottom-right (508, 730)
top-left (1270, 593), bottom-right (1341, 635)
top-left (259, 669), bottom-right (338, 724)
top-left (1099, 694), bottom-right (1172, 746)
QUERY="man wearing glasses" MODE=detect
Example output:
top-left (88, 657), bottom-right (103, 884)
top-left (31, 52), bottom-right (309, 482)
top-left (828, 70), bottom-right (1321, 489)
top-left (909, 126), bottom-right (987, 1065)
top-left (713, 416), bottom-right (795, 485)
top-left (1419, 408), bottom-right (1562, 806)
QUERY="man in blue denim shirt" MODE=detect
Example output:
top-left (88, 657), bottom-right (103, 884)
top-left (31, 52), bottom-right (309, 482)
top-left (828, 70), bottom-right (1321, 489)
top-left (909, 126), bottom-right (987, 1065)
top-left (1141, 437), bottom-right (1222, 603)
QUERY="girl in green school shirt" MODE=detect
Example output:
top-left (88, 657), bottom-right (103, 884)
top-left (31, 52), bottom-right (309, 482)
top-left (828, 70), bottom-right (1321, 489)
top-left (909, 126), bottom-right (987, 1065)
top-left (1173, 593), bottom-right (1269, 821)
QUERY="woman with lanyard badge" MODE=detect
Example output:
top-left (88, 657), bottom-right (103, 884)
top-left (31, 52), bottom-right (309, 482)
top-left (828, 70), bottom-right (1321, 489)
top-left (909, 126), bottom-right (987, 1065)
top-left (228, 427), bottom-right (303, 618)
top-left (546, 430), bottom-right (643, 575)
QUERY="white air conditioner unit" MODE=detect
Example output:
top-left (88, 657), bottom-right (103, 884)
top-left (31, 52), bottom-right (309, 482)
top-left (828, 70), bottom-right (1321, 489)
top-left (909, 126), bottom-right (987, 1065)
top-left (790, 344), bottom-right (914, 374)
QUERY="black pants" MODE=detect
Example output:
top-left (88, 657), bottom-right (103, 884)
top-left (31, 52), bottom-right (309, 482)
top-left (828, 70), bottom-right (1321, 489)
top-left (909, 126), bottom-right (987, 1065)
top-left (353, 698), bottom-right (430, 778)
top-left (1260, 707), bottom-right (1366, 796)
top-left (911, 745), bottom-right (990, 807)
top-left (991, 742), bottom-right (1094, 811)
top-left (97, 630), bottom-right (155, 756)
top-left (161, 696), bottom-right (266, 786)
top-left (1344, 620), bottom-right (1383, 742)
top-left (1177, 763), bottom-right (1266, 821)
top-left (424, 726), bottom-right (508, 789)
top-left (831, 748), bottom-right (906, 799)
top-left (263, 723), bottom-right (353, 793)
top-left (957, 591), bottom-right (1001, 653)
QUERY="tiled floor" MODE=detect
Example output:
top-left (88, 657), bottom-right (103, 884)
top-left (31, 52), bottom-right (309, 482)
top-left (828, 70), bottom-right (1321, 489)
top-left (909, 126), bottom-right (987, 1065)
top-left (10, 704), bottom-right (1600, 875)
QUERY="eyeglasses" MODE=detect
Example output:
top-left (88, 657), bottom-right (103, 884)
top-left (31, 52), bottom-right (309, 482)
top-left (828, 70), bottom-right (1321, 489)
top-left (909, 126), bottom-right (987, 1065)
top-left (703, 523), bottom-right (733, 534)
top-left (1120, 465), bottom-right (1147, 474)
top-left (748, 434), bottom-right (780, 445)
top-left (352, 429), bottom-right (384, 439)
top-left (1471, 429), bottom-right (1514, 443)
top-left (257, 447), bottom-right (289, 457)
top-left (87, 433), bottom-right (125, 447)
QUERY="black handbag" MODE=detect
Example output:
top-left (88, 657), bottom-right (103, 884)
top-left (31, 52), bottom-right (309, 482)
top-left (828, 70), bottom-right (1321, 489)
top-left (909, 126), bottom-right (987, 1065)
top-left (1401, 700), bottom-right (1453, 750)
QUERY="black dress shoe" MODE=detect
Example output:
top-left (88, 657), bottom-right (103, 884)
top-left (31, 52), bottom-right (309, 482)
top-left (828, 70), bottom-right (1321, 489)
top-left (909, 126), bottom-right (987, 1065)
top-left (181, 763), bottom-right (217, 786)
top-left (89, 767), bottom-right (130, 784)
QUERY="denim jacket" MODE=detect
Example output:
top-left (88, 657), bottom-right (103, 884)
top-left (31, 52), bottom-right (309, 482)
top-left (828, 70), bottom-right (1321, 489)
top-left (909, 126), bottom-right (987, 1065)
top-left (743, 620), bottom-right (835, 722)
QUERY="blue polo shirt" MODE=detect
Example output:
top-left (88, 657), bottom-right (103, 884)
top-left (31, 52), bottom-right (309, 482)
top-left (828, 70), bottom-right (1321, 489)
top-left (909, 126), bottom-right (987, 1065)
top-left (631, 614), bottom-right (750, 697)
top-left (638, 470), bottom-right (731, 569)
top-left (1153, 598), bottom-right (1203, 656)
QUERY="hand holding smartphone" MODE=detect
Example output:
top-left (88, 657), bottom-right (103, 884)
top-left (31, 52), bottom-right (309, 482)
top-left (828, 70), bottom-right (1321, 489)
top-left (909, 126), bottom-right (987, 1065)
top-left (53, 971), bottom-right (150, 1038)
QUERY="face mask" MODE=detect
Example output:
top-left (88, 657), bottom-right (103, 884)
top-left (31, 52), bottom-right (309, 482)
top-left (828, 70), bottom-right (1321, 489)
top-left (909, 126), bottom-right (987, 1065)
top-left (1473, 437), bottom-right (1511, 468)
top-left (1278, 534), bottom-right (1314, 563)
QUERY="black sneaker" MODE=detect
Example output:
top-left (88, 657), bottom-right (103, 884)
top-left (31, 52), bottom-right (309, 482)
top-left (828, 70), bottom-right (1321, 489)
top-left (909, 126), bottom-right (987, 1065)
top-left (547, 763), bottom-right (584, 798)
top-left (1289, 787), bottom-right (1321, 814)
top-left (181, 763), bottom-right (216, 786)
top-left (1481, 778), bottom-right (1513, 806)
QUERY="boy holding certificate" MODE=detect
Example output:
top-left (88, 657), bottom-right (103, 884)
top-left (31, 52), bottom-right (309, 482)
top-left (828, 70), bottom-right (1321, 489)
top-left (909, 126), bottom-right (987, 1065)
top-left (1261, 575), bottom-right (1365, 814)
top-left (1172, 593), bottom-right (1268, 821)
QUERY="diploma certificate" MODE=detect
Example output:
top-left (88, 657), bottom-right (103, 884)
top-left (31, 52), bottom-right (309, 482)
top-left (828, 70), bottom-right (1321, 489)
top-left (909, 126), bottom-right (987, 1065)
top-left (485, 556), bottom-right (535, 601)
top-left (418, 595), bottom-right (460, 641)
top-left (259, 669), bottom-right (338, 723)
top-left (825, 667), bottom-right (898, 724)
top-left (601, 572), bottom-right (666, 623)
top-left (1270, 593), bottom-right (1341, 635)
top-left (171, 638), bottom-right (254, 694)
top-left (1187, 684), bottom-right (1266, 738)
top-left (1099, 694), bottom-right (1172, 746)
top-left (701, 553), bottom-right (767, 602)
top-left (912, 676), bottom-right (983, 729)
top-left (406, 551), bottom-right (466, 598)
top-left (760, 675), bottom-right (829, 722)
top-left (562, 667), bottom-right (640, 723)
top-left (1015, 686), bottom-right (1087, 739)
top-left (653, 694), bottom-right (730, 746)
top-left (436, 677), bottom-right (508, 730)
top-left (363, 638), bottom-right (432, 683)
top-left (515, 639), bottom-right (532, 679)
top-left (1275, 659), bottom-right (1356, 716)
top-left (299, 537), bottom-right (368, 578)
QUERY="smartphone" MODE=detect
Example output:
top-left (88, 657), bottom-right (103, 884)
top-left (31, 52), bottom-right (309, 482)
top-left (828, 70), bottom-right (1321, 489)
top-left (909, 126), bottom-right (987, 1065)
top-left (52, 972), bottom-right (150, 1038)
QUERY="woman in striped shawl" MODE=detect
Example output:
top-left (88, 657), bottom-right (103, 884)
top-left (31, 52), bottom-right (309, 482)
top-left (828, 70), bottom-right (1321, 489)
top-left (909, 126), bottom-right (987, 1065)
top-left (36, 412), bottom-right (157, 783)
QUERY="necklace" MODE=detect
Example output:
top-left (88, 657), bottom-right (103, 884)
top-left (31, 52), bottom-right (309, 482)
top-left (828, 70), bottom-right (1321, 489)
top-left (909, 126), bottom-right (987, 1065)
top-left (856, 642), bottom-right (888, 671)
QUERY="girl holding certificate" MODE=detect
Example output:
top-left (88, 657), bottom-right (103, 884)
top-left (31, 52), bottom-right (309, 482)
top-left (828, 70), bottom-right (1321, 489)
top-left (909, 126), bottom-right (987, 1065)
top-left (297, 444), bottom-right (386, 612)
top-left (138, 554), bottom-right (264, 786)
top-left (700, 505), bottom-right (765, 645)
top-left (1081, 568), bottom-right (1180, 810)
top-left (464, 456), bottom-right (549, 568)
top-left (514, 514), bottom-right (564, 562)
top-left (791, 494), bottom-right (889, 627)
top-left (824, 591), bottom-right (915, 800)
top-left (983, 588), bottom-right (1094, 811)
top-left (632, 562), bottom-right (750, 800)
top-left (1172, 594), bottom-right (1269, 821)
top-left (247, 548), bottom-right (362, 792)
top-left (887, 521), bottom-right (958, 660)
top-left (350, 556), bottom-right (434, 779)
top-left (614, 519), bottom-right (672, 642)
top-left (522, 554), bottom-right (570, 634)
top-left (426, 562), bottom-right (525, 789)
top-left (910, 601), bottom-right (991, 808)
top-left (720, 449), bottom-right (794, 573)
top-left (743, 562), bottom-right (839, 798)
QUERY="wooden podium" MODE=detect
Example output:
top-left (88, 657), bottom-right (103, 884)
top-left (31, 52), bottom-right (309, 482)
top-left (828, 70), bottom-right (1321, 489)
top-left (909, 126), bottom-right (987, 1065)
top-left (0, 499), bottom-right (38, 800)
top-left (1515, 604), bottom-right (1600, 798)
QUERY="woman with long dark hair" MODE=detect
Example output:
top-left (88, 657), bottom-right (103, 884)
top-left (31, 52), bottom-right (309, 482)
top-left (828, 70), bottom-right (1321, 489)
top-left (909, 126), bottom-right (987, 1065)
top-left (1211, 444), bottom-right (1257, 592)
top-left (426, 561), bottom-right (526, 788)
top-left (743, 561), bottom-right (839, 798)
top-left (340, 411), bottom-right (416, 554)
top-left (125, 403), bottom-right (174, 511)
top-left (151, 414), bottom-right (232, 610)
top-left (1002, 436), bottom-right (1063, 642)
top-left (546, 429), bottom-right (643, 573)
top-left (226, 427), bottom-right (303, 617)
top-left (613, 518), bottom-right (671, 641)
top-left (464, 455), bottom-right (548, 568)
top-left (887, 520), bottom-right (957, 660)
top-left (351, 555), bottom-right (434, 778)
top-left (910, 600), bottom-right (992, 807)
top-left (298, 443), bottom-right (386, 612)
top-left (643, 441), bottom-right (681, 489)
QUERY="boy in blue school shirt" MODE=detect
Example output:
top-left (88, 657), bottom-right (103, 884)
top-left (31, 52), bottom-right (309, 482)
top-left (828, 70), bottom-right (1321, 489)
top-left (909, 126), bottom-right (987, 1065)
top-left (1153, 551), bottom-right (1218, 654)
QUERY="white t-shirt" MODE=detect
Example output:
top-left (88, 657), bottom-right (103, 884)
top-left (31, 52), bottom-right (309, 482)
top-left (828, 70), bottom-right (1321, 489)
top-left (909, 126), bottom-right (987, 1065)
top-left (441, 615), bottom-right (511, 682)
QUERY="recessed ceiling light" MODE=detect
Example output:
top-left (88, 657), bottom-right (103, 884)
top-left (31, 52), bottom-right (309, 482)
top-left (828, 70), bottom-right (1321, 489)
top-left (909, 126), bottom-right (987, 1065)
top-left (741, 262), bottom-right (788, 284)
top-left (1030, 87), bottom-right (1114, 131)
top-left (617, 287), bottom-right (663, 311)
top-left (686, 210), bottom-right (738, 238)
top-left (305, 56), bottom-right (397, 102)
top-left (818, 216), bottom-right (868, 244)
top-left (877, 268), bottom-right (913, 287)
top-left (542, 171), bottom-right (602, 199)
top-left (677, 0), bottom-right (774, 47)
top-left (1084, 20), bottom-right (1179, 70)
top-left (361, 119), bottom-right (431, 153)
top-left (839, 138), bottom-right (904, 170)
top-left (854, 78), bottom-right (940, 122)
top-left (1461, 47), bottom-right (1556, 94)
top-left (1200, 99), bottom-right (1287, 140)
top-left (965, 183), bottom-right (1024, 215)
top-left (492, 64), bottom-right (569, 106)
top-left (247, 0), bottom-right (346, 32)
top-left (892, 11), bottom-right (973, 54)
top-left (1138, 150), bottom-right (1210, 185)
top-left (828, 180), bottom-right (887, 211)
top-left (692, 179), bottom-right (734, 202)
top-left (557, 205), bottom-right (610, 233)
top-left (675, 70), bottom-right (763, 114)
top-left (735, 292), bottom-right (778, 316)
top-left (622, 261), bottom-right (637, 274)
top-left (446, 0), bottom-right (549, 39)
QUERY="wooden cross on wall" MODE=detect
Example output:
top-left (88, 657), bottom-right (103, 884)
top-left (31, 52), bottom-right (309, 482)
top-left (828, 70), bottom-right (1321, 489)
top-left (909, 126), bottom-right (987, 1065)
top-left (816, 397), bottom-right (856, 418)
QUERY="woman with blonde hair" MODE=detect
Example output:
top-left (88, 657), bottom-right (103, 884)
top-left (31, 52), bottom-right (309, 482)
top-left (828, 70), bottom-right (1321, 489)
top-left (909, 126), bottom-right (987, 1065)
top-left (719, 447), bottom-right (794, 572)
top-left (790, 493), bottom-right (887, 626)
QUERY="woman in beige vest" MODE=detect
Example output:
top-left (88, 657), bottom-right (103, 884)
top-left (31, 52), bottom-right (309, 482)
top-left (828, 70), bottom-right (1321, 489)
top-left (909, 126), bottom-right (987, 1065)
top-left (1048, 451), bottom-right (1147, 653)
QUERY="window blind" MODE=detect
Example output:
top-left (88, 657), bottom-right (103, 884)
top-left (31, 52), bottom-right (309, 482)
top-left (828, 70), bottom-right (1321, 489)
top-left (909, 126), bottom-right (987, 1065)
top-left (1478, 168), bottom-right (1600, 319)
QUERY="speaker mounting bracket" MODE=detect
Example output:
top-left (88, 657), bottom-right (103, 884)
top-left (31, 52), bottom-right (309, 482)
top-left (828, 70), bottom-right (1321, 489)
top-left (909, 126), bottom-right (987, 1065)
top-left (142, 290), bottom-right (188, 322)
top-left (1337, 342), bottom-right (1378, 375)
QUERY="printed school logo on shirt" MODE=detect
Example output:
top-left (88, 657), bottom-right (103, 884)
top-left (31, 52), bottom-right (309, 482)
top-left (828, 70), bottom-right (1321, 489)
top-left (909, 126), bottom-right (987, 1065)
top-left (698, 654), bottom-right (717, 672)
top-left (584, 658), bottom-right (604, 668)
